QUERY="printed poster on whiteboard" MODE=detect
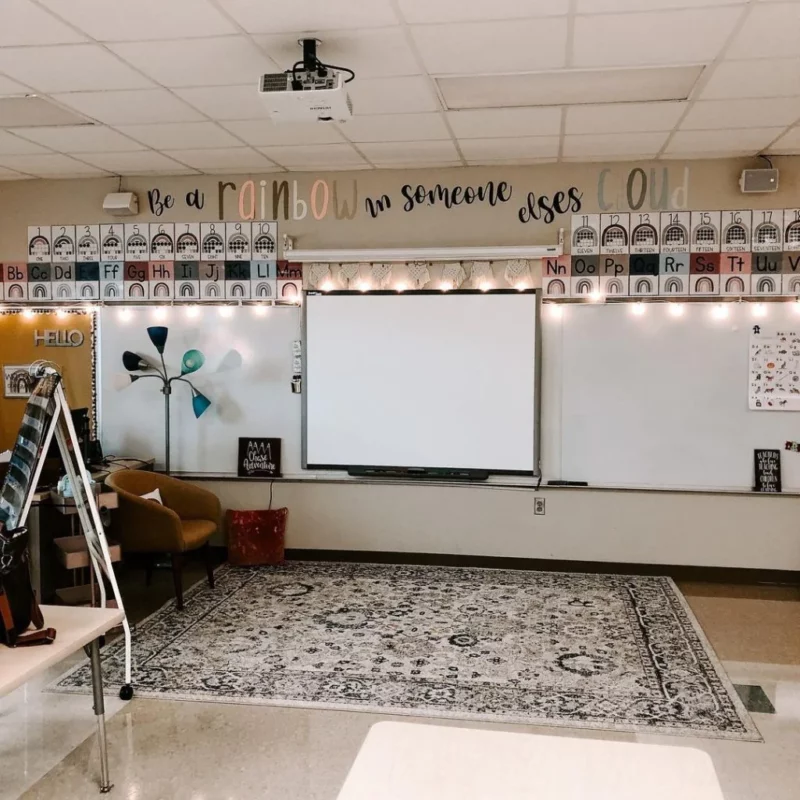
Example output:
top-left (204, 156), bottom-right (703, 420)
top-left (749, 325), bottom-right (800, 410)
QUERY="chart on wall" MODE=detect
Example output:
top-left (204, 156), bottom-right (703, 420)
top-left (544, 208), bottom-right (800, 300)
top-left (749, 325), bottom-right (800, 410)
top-left (0, 221), bottom-right (303, 304)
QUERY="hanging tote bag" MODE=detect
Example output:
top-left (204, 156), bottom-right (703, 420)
top-left (0, 527), bottom-right (55, 647)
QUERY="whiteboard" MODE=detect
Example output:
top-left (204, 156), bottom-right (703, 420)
top-left (555, 302), bottom-right (800, 491)
top-left (304, 292), bottom-right (538, 473)
top-left (98, 306), bottom-right (302, 474)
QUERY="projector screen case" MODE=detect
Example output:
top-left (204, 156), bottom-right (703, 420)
top-left (302, 290), bottom-right (541, 477)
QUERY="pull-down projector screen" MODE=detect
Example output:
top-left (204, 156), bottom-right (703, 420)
top-left (304, 292), bottom-right (539, 474)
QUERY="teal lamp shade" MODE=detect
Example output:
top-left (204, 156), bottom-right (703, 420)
top-left (147, 326), bottom-right (169, 354)
top-left (181, 349), bottom-right (205, 375)
top-left (192, 390), bottom-right (211, 418)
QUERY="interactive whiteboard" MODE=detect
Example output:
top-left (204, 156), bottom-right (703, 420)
top-left (304, 292), bottom-right (539, 474)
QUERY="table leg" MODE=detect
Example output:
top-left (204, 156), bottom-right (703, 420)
top-left (89, 637), bottom-right (113, 793)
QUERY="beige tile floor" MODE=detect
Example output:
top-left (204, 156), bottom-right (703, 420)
top-left (2, 570), bottom-right (798, 800)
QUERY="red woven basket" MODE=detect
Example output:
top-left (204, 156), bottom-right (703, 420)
top-left (226, 508), bottom-right (287, 566)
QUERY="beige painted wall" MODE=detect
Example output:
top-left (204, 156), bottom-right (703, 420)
top-left (197, 480), bottom-right (800, 571)
top-left (1, 157), bottom-right (799, 260)
top-left (3, 157), bottom-right (800, 569)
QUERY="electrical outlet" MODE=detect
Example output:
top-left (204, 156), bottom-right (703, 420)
top-left (534, 498), bottom-right (546, 515)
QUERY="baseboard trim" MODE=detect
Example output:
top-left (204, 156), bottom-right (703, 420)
top-left (284, 549), bottom-right (800, 585)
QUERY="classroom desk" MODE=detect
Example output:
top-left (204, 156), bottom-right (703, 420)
top-left (336, 722), bottom-right (725, 800)
top-left (0, 605), bottom-right (123, 793)
top-left (27, 457), bottom-right (155, 599)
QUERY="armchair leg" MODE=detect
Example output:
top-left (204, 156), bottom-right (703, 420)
top-left (145, 554), bottom-right (155, 587)
top-left (203, 542), bottom-right (215, 590)
top-left (171, 553), bottom-right (184, 611)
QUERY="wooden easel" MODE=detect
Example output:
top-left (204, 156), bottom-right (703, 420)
top-left (7, 363), bottom-right (133, 699)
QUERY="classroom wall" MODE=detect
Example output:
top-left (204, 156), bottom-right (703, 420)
top-left (0, 157), bottom-right (799, 259)
top-left (197, 480), bottom-right (800, 571)
top-left (3, 156), bottom-right (800, 569)
top-left (0, 311), bottom-right (93, 450)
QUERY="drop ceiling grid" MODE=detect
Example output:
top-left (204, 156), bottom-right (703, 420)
top-left (0, 0), bottom-right (793, 177)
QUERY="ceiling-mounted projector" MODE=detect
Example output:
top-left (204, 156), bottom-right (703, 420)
top-left (258, 38), bottom-right (354, 123)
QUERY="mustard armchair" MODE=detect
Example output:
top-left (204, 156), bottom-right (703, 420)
top-left (105, 471), bottom-right (220, 610)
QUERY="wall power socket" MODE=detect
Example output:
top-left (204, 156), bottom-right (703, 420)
top-left (534, 498), bottom-right (546, 515)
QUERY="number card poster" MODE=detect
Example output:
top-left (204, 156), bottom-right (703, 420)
top-left (749, 325), bottom-right (800, 410)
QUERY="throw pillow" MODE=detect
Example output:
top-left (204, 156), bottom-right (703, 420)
top-left (140, 487), bottom-right (163, 505)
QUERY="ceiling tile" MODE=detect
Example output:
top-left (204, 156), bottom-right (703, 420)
top-left (340, 113), bottom-right (449, 143)
top-left (220, 120), bottom-right (346, 146)
top-left (577, 0), bottom-right (745, 10)
top-left (0, 166), bottom-right (31, 179)
top-left (411, 18), bottom-right (567, 74)
top-left (258, 143), bottom-right (368, 168)
top-left (199, 166), bottom-right (287, 174)
top-left (681, 98), bottom-right (800, 131)
top-left (446, 107), bottom-right (562, 138)
top-left (729, 4), bottom-right (800, 60)
top-left (0, 96), bottom-right (91, 127)
top-left (664, 127), bottom-right (786, 154)
top-left (175, 85), bottom-right (275, 120)
top-left (465, 157), bottom-right (557, 166)
top-left (458, 136), bottom-right (559, 159)
top-left (13, 124), bottom-right (145, 153)
top-left (116, 122), bottom-right (242, 150)
top-left (216, 0), bottom-right (399, 33)
top-left (397, 0), bottom-right (569, 23)
top-left (565, 101), bottom-right (687, 134)
top-left (0, 45), bottom-right (153, 92)
top-left (0, 75), bottom-right (30, 95)
top-left (0, 153), bottom-right (107, 176)
top-left (357, 140), bottom-right (460, 163)
top-left (766, 126), bottom-right (800, 154)
top-left (77, 150), bottom-right (189, 173)
top-left (563, 154), bottom-right (661, 163)
top-left (659, 150), bottom-right (752, 160)
top-left (372, 161), bottom-right (464, 169)
top-left (573, 7), bottom-right (741, 67)
top-left (0, 130), bottom-right (53, 155)
top-left (701, 58), bottom-right (800, 100)
top-left (347, 76), bottom-right (439, 115)
top-left (161, 147), bottom-right (278, 170)
top-left (0, 0), bottom-right (86, 46)
top-left (110, 37), bottom-right (277, 89)
top-left (52, 89), bottom-right (205, 125)
top-left (37, 0), bottom-right (237, 41)
top-left (563, 131), bottom-right (668, 157)
top-left (255, 28), bottom-right (420, 78)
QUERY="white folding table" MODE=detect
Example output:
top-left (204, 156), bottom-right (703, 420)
top-left (336, 721), bottom-right (725, 800)
top-left (0, 605), bottom-right (123, 793)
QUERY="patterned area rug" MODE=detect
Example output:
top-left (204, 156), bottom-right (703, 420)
top-left (51, 562), bottom-right (760, 740)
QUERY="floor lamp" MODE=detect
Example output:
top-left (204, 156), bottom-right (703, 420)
top-left (120, 326), bottom-right (211, 474)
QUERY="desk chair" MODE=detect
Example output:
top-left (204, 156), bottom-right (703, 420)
top-left (105, 471), bottom-right (220, 610)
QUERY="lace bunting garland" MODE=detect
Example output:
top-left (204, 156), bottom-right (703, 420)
top-left (470, 261), bottom-right (493, 289)
top-left (370, 262), bottom-right (393, 289)
top-left (441, 262), bottom-right (466, 290)
top-left (309, 262), bottom-right (332, 290)
top-left (504, 259), bottom-right (531, 288)
top-left (407, 261), bottom-right (431, 289)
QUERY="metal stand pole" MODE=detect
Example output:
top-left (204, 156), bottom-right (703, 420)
top-left (89, 637), bottom-right (113, 793)
top-left (163, 382), bottom-right (171, 475)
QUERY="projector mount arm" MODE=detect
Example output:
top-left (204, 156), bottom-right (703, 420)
top-left (288, 37), bottom-right (355, 89)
